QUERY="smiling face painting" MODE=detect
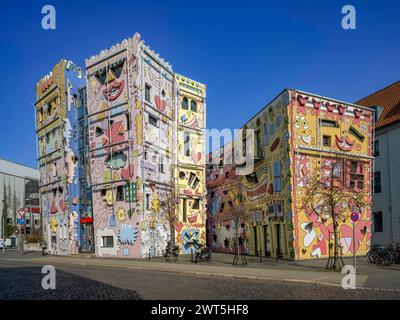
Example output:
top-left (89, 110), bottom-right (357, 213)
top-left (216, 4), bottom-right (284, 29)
top-left (295, 115), bottom-right (312, 144)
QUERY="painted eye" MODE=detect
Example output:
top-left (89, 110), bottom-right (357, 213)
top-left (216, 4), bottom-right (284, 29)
top-left (95, 68), bottom-right (107, 85)
top-left (110, 58), bottom-right (125, 79)
top-left (302, 119), bottom-right (308, 128)
top-left (295, 118), bottom-right (300, 128)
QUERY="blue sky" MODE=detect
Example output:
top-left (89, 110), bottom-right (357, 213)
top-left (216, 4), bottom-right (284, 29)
top-left (0, 0), bottom-right (399, 168)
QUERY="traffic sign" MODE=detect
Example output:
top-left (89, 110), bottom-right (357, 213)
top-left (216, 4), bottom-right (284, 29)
top-left (17, 209), bottom-right (26, 218)
top-left (17, 218), bottom-right (26, 225)
top-left (350, 212), bottom-right (359, 223)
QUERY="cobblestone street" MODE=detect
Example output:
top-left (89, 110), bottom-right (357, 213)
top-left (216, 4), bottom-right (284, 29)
top-left (1, 253), bottom-right (399, 300)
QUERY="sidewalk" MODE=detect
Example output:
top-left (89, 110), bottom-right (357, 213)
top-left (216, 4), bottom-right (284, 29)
top-left (1, 250), bottom-right (399, 291)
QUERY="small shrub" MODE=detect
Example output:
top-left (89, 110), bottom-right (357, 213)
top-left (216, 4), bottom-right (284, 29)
top-left (25, 232), bottom-right (42, 243)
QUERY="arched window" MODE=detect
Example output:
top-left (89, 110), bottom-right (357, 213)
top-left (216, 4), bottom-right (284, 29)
top-left (190, 100), bottom-right (197, 112)
top-left (182, 97), bottom-right (188, 110)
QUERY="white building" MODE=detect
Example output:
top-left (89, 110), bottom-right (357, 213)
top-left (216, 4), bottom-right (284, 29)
top-left (357, 81), bottom-right (400, 245)
top-left (0, 158), bottom-right (40, 247)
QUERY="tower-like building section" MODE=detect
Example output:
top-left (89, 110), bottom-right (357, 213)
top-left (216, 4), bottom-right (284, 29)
top-left (85, 33), bottom-right (207, 257)
top-left (174, 75), bottom-right (207, 253)
top-left (35, 60), bottom-right (90, 255)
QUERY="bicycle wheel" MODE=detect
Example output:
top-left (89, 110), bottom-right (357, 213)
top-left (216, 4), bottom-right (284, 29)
top-left (367, 250), bottom-right (379, 264)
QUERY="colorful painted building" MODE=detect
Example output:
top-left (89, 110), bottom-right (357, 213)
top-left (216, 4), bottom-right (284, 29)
top-left (174, 74), bottom-right (207, 254)
top-left (207, 89), bottom-right (374, 260)
top-left (206, 143), bottom-right (248, 254)
top-left (85, 33), bottom-right (206, 258)
top-left (35, 60), bottom-right (91, 255)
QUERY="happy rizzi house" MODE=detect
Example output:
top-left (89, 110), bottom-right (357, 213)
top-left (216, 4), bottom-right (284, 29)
top-left (206, 89), bottom-right (375, 260)
top-left (35, 33), bottom-right (207, 258)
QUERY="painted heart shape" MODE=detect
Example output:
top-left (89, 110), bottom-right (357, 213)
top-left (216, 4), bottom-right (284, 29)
top-left (154, 95), bottom-right (167, 113)
top-left (191, 150), bottom-right (201, 164)
top-left (121, 163), bottom-right (135, 180)
top-left (174, 221), bottom-right (183, 233)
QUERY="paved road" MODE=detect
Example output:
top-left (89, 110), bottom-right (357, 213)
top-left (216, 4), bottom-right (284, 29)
top-left (0, 258), bottom-right (399, 300)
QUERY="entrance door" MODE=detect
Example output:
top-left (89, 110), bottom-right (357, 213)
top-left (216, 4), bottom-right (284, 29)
top-left (275, 224), bottom-right (283, 257)
top-left (264, 225), bottom-right (270, 256)
top-left (81, 223), bottom-right (94, 253)
top-left (253, 226), bottom-right (258, 255)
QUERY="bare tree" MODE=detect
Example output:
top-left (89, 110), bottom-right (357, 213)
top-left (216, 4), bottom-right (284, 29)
top-left (299, 157), bottom-right (368, 270)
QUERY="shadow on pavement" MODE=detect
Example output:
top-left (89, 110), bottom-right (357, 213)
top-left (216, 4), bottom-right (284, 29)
top-left (0, 265), bottom-right (142, 300)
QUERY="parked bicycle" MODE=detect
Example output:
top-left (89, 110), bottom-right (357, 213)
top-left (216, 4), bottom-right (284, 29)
top-left (193, 240), bottom-right (211, 263)
top-left (367, 243), bottom-right (400, 266)
top-left (163, 241), bottom-right (179, 261)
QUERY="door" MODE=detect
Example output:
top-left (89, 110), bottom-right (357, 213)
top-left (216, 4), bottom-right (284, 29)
top-left (253, 226), bottom-right (258, 255)
top-left (264, 225), bottom-right (270, 256)
top-left (275, 224), bottom-right (283, 257)
top-left (81, 223), bottom-right (94, 253)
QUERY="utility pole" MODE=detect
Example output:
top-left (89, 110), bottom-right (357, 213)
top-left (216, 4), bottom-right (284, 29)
top-left (2, 212), bottom-right (5, 253)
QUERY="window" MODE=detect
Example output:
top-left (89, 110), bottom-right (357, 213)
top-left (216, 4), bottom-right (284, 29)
top-left (349, 126), bottom-right (365, 142)
top-left (95, 127), bottom-right (105, 137)
top-left (146, 194), bottom-right (151, 210)
top-left (126, 113), bottom-right (131, 131)
top-left (190, 100), bottom-right (197, 112)
top-left (47, 102), bottom-right (52, 115)
top-left (273, 160), bottom-right (282, 192)
top-left (159, 157), bottom-right (164, 173)
top-left (374, 171), bottom-right (381, 193)
top-left (149, 114), bottom-right (158, 127)
top-left (38, 108), bottom-right (43, 124)
top-left (321, 119), bottom-right (339, 127)
top-left (184, 132), bottom-right (190, 157)
top-left (276, 110), bottom-right (281, 128)
top-left (348, 161), bottom-right (364, 191)
top-left (145, 83), bottom-right (151, 102)
top-left (192, 199), bottom-right (200, 210)
top-left (225, 171), bottom-right (229, 179)
top-left (269, 122), bottom-right (275, 138)
top-left (323, 135), bottom-right (331, 147)
top-left (182, 97), bottom-right (188, 110)
top-left (219, 202), bottom-right (225, 213)
top-left (102, 236), bottom-right (114, 248)
top-left (116, 185), bottom-right (124, 201)
top-left (263, 122), bottom-right (269, 145)
top-left (188, 172), bottom-right (200, 189)
top-left (256, 130), bottom-right (263, 158)
top-left (374, 140), bottom-right (380, 156)
top-left (6, 218), bottom-right (13, 224)
top-left (373, 212), bottom-right (383, 232)
top-left (183, 199), bottom-right (187, 222)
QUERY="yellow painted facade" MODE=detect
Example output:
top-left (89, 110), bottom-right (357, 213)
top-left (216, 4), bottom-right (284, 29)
top-left (174, 74), bottom-right (207, 254)
top-left (210, 89), bottom-right (374, 260)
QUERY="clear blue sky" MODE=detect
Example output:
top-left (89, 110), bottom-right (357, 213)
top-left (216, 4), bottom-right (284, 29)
top-left (0, 0), bottom-right (399, 168)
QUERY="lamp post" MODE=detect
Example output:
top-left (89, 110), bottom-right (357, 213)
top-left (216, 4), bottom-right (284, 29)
top-left (1, 211), bottom-right (5, 254)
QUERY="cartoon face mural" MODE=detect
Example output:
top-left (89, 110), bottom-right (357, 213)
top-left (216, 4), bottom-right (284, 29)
top-left (295, 115), bottom-right (312, 145)
top-left (290, 91), bottom-right (373, 260)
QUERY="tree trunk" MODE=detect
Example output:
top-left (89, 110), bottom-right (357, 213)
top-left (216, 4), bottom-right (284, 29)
top-left (332, 213), bottom-right (339, 270)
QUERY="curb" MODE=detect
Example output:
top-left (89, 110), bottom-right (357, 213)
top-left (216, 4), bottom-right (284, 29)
top-left (27, 257), bottom-right (352, 289)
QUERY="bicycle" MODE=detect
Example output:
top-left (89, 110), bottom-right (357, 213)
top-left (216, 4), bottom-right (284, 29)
top-left (367, 244), bottom-right (395, 266)
top-left (163, 241), bottom-right (179, 261)
top-left (193, 240), bottom-right (211, 263)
